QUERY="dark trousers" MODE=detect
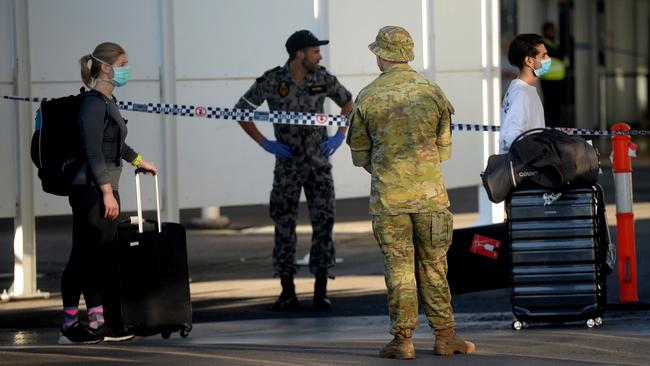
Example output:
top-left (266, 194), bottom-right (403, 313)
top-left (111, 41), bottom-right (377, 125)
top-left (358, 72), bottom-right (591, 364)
top-left (61, 185), bottom-right (120, 309)
top-left (270, 160), bottom-right (335, 277)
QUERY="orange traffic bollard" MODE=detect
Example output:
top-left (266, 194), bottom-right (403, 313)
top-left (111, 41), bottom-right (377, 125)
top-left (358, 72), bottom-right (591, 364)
top-left (611, 122), bottom-right (639, 303)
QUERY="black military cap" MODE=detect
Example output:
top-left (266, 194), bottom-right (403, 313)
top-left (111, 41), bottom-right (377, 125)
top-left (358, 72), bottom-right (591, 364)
top-left (285, 30), bottom-right (329, 54)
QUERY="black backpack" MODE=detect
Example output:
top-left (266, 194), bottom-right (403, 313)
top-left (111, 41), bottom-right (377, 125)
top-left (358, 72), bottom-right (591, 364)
top-left (31, 87), bottom-right (108, 196)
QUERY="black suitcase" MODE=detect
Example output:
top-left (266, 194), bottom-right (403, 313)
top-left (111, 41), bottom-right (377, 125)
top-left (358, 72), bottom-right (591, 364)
top-left (447, 223), bottom-right (511, 295)
top-left (105, 169), bottom-right (192, 338)
top-left (507, 184), bottom-right (608, 330)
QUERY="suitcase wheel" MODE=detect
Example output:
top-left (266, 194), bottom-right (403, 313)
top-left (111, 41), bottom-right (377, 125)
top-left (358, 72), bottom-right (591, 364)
top-left (512, 320), bottom-right (529, 330)
top-left (161, 332), bottom-right (171, 339)
top-left (180, 328), bottom-right (190, 338)
top-left (586, 317), bottom-right (603, 328)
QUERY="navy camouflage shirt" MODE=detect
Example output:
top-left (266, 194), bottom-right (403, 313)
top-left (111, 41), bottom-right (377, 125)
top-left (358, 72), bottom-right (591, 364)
top-left (235, 63), bottom-right (352, 167)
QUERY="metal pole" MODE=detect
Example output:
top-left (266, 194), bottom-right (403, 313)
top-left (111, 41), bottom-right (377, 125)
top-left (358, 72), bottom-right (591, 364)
top-left (160, 0), bottom-right (180, 223)
top-left (2, 0), bottom-right (49, 301)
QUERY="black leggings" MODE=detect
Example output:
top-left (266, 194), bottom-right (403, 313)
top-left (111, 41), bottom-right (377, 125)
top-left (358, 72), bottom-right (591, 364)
top-left (61, 185), bottom-right (120, 308)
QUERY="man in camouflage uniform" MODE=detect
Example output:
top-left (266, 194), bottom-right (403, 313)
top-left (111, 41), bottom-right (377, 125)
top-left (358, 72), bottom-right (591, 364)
top-left (347, 26), bottom-right (475, 359)
top-left (236, 30), bottom-right (353, 311)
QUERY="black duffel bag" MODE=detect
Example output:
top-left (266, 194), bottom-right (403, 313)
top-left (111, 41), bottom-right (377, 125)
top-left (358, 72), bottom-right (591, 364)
top-left (481, 128), bottom-right (600, 203)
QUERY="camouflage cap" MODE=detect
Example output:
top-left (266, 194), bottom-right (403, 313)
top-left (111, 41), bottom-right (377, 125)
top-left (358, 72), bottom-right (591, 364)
top-left (368, 26), bottom-right (415, 62)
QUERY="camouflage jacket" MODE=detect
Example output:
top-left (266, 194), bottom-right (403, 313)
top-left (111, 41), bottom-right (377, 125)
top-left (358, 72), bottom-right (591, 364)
top-left (346, 63), bottom-right (454, 215)
top-left (235, 63), bottom-right (352, 168)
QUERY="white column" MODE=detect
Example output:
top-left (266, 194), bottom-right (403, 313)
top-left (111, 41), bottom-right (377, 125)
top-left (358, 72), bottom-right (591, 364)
top-left (3, 0), bottom-right (48, 301)
top-left (423, 0), bottom-right (435, 81)
top-left (606, 0), bottom-right (639, 124)
top-left (315, 0), bottom-right (330, 67)
top-left (160, 0), bottom-right (180, 223)
top-left (191, 206), bottom-right (230, 229)
top-left (574, 0), bottom-right (599, 129)
top-left (635, 0), bottom-right (649, 123)
top-left (477, 0), bottom-right (504, 224)
top-left (315, 0), bottom-right (333, 122)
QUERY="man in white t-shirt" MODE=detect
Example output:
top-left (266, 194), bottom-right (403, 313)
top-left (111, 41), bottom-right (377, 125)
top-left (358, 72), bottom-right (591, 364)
top-left (500, 34), bottom-right (551, 153)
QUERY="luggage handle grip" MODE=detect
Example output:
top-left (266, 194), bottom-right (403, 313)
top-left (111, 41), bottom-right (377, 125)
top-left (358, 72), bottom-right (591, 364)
top-left (135, 167), bottom-right (157, 176)
top-left (511, 128), bottom-right (548, 149)
top-left (134, 169), bottom-right (162, 234)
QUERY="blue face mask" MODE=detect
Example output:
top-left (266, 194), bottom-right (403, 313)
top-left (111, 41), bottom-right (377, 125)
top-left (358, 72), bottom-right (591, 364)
top-left (111, 66), bottom-right (131, 87)
top-left (91, 54), bottom-right (131, 87)
top-left (533, 58), bottom-right (552, 77)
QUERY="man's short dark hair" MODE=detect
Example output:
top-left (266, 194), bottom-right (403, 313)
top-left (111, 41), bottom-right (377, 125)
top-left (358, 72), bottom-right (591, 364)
top-left (507, 34), bottom-right (545, 70)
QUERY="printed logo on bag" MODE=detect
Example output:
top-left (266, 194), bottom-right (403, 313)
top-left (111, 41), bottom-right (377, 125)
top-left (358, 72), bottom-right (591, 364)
top-left (542, 192), bottom-right (562, 206)
top-left (470, 234), bottom-right (501, 260)
top-left (315, 114), bottom-right (329, 125)
top-left (130, 241), bottom-right (139, 247)
top-left (518, 170), bottom-right (538, 177)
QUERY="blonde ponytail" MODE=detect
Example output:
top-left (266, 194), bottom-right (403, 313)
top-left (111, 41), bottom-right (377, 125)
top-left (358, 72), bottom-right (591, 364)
top-left (79, 54), bottom-right (94, 87)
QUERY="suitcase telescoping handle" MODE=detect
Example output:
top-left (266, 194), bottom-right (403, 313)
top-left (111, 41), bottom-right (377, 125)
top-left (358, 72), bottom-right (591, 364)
top-left (134, 168), bottom-right (161, 234)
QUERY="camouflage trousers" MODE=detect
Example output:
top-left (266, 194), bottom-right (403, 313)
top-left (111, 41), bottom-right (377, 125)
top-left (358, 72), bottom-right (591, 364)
top-left (372, 209), bottom-right (456, 334)
top-left (270, 160), bottom-right (335, 277)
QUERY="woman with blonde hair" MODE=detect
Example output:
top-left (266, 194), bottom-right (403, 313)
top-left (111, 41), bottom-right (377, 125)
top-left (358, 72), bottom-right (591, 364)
top-left (59, 42), bottom-right (157, 344)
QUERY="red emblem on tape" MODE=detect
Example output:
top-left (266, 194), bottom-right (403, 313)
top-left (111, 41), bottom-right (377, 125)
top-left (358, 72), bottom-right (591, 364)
top-left (470, 234), bottom-right (501, 260)
top-left (195, 106), bottom-right (207, 117)
top-left (315, 114), bottom-right (328, 125)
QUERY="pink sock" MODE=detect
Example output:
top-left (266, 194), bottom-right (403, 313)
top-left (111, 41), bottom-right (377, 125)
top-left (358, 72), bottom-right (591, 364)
top-left (63, 307), bottom-right (78, 329)
top-left (87, 305), bottom-right (105, 330)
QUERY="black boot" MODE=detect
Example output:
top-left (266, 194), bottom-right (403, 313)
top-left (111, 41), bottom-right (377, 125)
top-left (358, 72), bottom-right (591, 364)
top-left (272, 275), bottom-right (298, 311)
top-left (313, 275), bottom-right (332, 311)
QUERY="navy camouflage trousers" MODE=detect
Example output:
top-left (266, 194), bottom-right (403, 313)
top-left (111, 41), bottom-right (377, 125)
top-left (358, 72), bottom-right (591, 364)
top-left (270, 159), bottom-right (335, 277)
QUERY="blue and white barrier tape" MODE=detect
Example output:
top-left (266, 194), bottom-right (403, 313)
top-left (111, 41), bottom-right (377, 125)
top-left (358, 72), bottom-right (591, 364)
top-left (3, 95), bottom-right (347, 127)
top-left (4, 95), bottom-right (650, 136)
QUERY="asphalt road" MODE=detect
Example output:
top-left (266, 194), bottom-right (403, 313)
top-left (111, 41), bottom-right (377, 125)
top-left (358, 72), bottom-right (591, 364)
top-left (0, 163), bottom-right (649, 365)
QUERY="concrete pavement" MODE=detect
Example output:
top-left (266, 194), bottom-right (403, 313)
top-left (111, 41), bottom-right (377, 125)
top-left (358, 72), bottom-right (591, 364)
top-left (1, 311), bottom-right (650, 365)
top-left (1, 163), bottom-right (650, 365)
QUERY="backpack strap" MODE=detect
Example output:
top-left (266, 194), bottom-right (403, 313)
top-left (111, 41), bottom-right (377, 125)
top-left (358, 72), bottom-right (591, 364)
top-left (83, 89), bottom-right (120, 168)
top-left (83, 89), bottom-right (110, 128)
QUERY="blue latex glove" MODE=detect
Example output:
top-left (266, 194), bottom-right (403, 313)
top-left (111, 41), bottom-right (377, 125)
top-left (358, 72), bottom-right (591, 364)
top-left (260, 138), bottom-right (292, 158)
top-left (320, 130), bottom-right (346, 157)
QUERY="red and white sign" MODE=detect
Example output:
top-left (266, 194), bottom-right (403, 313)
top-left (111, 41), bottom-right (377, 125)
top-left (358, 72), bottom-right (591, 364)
top-left (315, 114), bottom-right (329, 125)
top-left (470, 234), bottom-right (501, 260)
top-left (195, 106), bottom-right (208, 117)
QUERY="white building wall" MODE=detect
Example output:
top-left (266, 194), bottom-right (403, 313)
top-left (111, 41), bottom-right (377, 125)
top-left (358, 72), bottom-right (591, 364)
top-left (432, 0), bottom-right (490, 191)
top-left (1, 0), bottom-right (492, 217)
top-left (174, 0), bottom-right (317, 207)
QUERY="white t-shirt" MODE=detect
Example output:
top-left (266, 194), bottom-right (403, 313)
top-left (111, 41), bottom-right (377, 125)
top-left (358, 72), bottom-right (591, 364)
top-left (499, 79), bottom-right (545, 153)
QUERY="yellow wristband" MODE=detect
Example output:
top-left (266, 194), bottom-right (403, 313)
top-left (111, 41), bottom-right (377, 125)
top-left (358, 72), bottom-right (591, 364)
top-left (131, 154), bottom-right (142, 167)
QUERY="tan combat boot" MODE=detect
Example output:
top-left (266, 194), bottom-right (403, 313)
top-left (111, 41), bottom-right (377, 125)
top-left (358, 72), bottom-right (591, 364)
top-left (379, 329), bottom-right (416, 360)
top-left (433, 327), bottom-right (476, 356)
